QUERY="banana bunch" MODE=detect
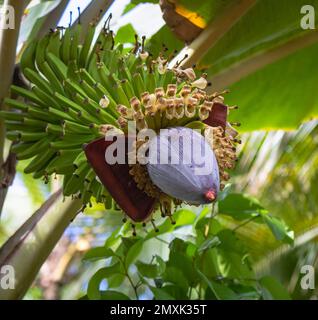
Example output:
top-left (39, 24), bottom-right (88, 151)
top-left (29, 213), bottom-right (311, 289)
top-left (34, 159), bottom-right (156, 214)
top-left (0, 16), bottom-right (240, 219)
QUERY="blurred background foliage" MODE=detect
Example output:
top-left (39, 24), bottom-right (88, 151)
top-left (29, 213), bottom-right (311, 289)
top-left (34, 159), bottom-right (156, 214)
top-left (0, 0), bottom-right (317, 300)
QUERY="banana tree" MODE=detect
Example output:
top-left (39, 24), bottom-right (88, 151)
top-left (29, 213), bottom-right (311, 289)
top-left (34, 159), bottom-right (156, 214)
top-left (0, 0), bottom-right (317, 300)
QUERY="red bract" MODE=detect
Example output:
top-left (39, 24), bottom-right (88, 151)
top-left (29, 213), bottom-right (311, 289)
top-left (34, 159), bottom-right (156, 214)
top-left (203, 102), bottom-right (228, 129)
top-left (84, 137), bottom-right (156, 222)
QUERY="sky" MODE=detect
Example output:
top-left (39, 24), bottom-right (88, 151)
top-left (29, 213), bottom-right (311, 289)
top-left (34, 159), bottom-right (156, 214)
top-left (59, 0), bottom-right (165, 38)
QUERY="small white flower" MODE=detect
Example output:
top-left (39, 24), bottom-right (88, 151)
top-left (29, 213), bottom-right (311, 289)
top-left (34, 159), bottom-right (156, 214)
top-left (99, 95), bottom-right (110, 108)
top-left (192, 77), bottom-right (208, 89)
top-left (157, 57), bottom-right (167, 74)
top-left (148, 93), bottom-right (156, 105)
top-left (181, 68), bottom-right (196, 81)
top-left (139, 51), bottom-right (149, 61)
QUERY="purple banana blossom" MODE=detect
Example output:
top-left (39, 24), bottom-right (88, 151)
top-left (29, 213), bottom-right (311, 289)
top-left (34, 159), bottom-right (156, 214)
top-left (147, 127), bottom-right (220, 204)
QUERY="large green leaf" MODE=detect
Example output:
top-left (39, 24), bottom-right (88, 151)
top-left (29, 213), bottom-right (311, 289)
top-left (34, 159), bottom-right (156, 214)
top-left (197, 269), bottom-right (238, 300)
top-left (262, 215), bottom-right (294, 245)
top-left (202, 0), bottom-right (318, 73)
top-left (145, 209), bottom-right (196, 240)
top-left (226, 42), bottom-right (318, 131)
top-left (136, 255), bottom-right (166, 278)
top-left (259, 276), bottom-right (291, 300)
top-left (115, 23), bottom-right (137, 45)
top-left (83, 247), bottom-right (115, 261)
top-left (147, 25), bottom-right (184, 56)
top-left (87, 263), bottom-right (122, 300)
top-left (19, 0), bottom-right (62, 45)
top-left (202, 0), bottom-right (318, 130)
top-left (125, 239), bottom-right (144, 267)
top-left (218, 193), bottom-right (265, 221)
top-left (154, 0), bottom-right (318, 130)
top-left (177, 0), bottom-right (237, 24)
top-left (150, 286), bottom-right (176, 300)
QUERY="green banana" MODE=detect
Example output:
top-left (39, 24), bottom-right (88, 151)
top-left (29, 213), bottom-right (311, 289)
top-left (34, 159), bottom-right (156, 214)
top-left (20, 40), bottom-right (37, 72)
top-left (81, 187), bottom-right (92, 206)
top-left (54, 92), bottom-right (84, 113)
top-left (46, 52), bottom-right (68, 80)
top-left (23, 118), bottom-right (47, 128)
top-left (132, 73), bottom-right (146, 98)
top-left (72, 94), bottom-right (99, 117)
top-left (76, 108), bottom-right (100, 125)
top-left (15, 136), bottom-right (53, 160)
top-left (40, 61), bottom-right (65, 94)
top-left (146, 71), bottom-right (156, 93)
top-left (48, 107), bottom-right (75, 122)
top-left (46, 149), bottom-right (81, 175)
top-left (116, 83), bottom-right (130, 106)
top-left (160, 69), bottom-right (175, 89)
top-left (103, 194), bottom-right (113, 210)
top-left (6, 131), bottom-right (20, 141)
top-left (26, 106), bottom-right (48, 120)
top-left (50, 134), bottom-right (95, 149)
top-left (4, 98), bottom-right (28, 112)
top-left (35, 34), bottom-right (50, 71)
top-left (96, 63), bottom-right (116, 98)
top-left (46, 29), bottom-right (61, 58)
top-left (63, 120), bottom-right (97, 134)
top-left (73, 151), bottom-right (87, 169)
top-left (84, 168), bottom-right (96, 183)
top-left (31, 86), bottom-right (62, 110)
top-left (79, 23), bottom-right (96, 68)
top-left (32, 168), bottom-right (48, 180)
top-left (120, 79), bottom-right (135, 99)
top-left (10, 85), bottom-right (44, 106)
top-left (5, 122), bottom-right (43, 132)
top-left (46, 123), bottom-right (64, 136)
top-left (64, 164), bottom-right (90, 196)
top-left (24, 68), bottom-right (54, 94)
top-left (60, 27), bottom-right (72, 64)
top-left (70, 23), bottom-right (82, 62)
top-left (67, 59), bottom-right (81, 82)
top-left (79, 79), bottom-right (100, 101)
top-left (63, 78), bottom-right (87, 97)
top-left (79, 68), bottom-right (96, 86)
top-left (74, 160), bottom-right (90, 177)
top-left (19, 132), bottom-right (48, 142)
top-left (11, 142), bottom-right (33, 155)
top-left (0, 111), bottom-right (26, 121)
top-left (24, 148), bottom-right (56, 174)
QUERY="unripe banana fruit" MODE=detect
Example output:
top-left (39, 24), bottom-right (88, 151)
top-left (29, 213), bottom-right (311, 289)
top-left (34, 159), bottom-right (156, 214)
top-left (1, 14), bottom-right (241, 224)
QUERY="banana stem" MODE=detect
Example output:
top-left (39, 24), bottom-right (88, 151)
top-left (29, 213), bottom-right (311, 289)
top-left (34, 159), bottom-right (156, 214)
top-left (0, 189), bottom-right (82, 299)
top-left (0, 0), bottom-right (30, 216)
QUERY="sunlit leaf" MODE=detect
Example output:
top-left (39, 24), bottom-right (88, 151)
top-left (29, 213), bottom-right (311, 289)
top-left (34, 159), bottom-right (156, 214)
top-left (136, 255), bottom-right (166, 278)
top-left (87, 263), bottom-right (122, 300)
top-left (218, 193), bottom-right (266, 221)
top-left (145, 209), bottom-right (196, 240)
top-left (197, 269), bottom-right (238, 300)
top-left (259, 276), bottom-right (291, 300)
top-left (115, 23), bottom-right (137, 44)
top-left (83, 247), bottom-right (115, 261)
top-left (197, 236), bottom-right (220, 254)
top-left (125, 239), bottom-right (144, 267)
top-left (150, 286), bottom-right (176, 300)
top-left (19, 1), bottom-right (62, 45)
top-left (100, 290), bottom-right (130, 300)
top-left (262, 215), bottom-right (294, 244)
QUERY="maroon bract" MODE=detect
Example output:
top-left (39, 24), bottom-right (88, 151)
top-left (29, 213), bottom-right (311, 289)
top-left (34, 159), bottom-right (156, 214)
top-left (84, 137), bottom-right (156, 222)
top-left (203, 102), bottom-right (228, 129)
